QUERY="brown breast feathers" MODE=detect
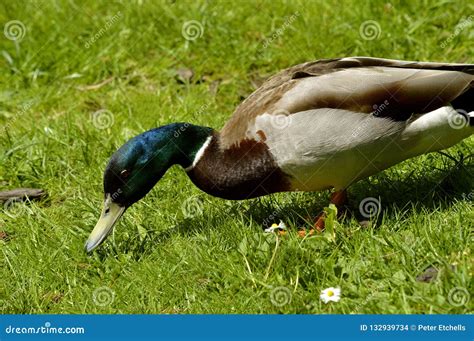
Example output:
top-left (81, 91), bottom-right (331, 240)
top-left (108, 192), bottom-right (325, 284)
top-left (186, 134), bottom-right (291, 200)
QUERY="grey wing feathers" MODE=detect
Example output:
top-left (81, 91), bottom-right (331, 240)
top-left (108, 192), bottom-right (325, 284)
top-left (220, 57), bottom-right (473, 147)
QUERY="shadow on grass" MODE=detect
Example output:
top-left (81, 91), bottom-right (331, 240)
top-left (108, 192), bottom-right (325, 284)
top-left (223, 153), bottom-right (471, 228)
top-left (107, 153), bottom-right (472, 257)
top-left (227, 153), bottom-right (474, 229)
top-left (349, 153), bottom-right (473, 216)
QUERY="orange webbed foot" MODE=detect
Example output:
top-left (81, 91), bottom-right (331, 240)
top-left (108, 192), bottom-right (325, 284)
top-left (298, 189), bottom-right (348, 237)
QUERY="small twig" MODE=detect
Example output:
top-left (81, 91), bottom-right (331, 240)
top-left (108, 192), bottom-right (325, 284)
top-left (76, 76), bottom-right (114, 91)
top-left (242, 254), bottom-right (257, 288)
top-left (264, 236), bottom-right (280, 281)
top-left (0, 188), bottom-right (46, 203)
top-left (293, 269), bottom-right (299, 292)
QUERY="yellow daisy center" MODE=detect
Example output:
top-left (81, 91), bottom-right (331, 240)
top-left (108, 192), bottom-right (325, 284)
top-left (327, 290), bottom-right (334, 297)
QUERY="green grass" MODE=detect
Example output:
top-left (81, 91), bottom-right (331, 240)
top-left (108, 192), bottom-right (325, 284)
top-left (0, 0), bottom-right (473, 314)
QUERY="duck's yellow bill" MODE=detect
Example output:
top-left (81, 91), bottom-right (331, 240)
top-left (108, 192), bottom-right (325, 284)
top-left (85, 195), bottom-right (125, 252)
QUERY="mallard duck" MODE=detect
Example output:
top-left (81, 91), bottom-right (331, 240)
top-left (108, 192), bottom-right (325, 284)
top-left (85, 57), bottom-right (473, 252)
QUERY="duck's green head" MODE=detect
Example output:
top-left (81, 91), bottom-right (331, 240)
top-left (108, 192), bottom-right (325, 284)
top-left (85, 123), bottom-right (212, 252)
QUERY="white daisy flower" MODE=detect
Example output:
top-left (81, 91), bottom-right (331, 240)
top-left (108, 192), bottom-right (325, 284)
top-left (320, 287), bottom-right (341, 303)
top-left (264, 221), bottom-right (287, 233)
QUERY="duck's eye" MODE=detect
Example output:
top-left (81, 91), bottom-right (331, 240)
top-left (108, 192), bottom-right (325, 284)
top-left (120, 169), bottom-right (130, 178)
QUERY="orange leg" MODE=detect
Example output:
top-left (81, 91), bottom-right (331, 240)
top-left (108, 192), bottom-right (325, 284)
top-left (299, 189), bottom-right (348, 237)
